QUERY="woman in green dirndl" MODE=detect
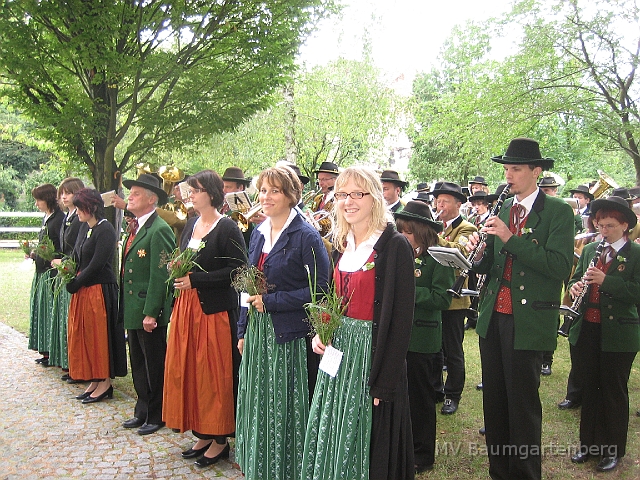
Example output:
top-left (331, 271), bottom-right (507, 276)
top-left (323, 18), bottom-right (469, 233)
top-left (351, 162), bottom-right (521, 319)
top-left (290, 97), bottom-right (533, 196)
top-left (49, 177), bottom-right (84, 374)
top-left (28, 183), bottom-right (64, 366)
top-left (303, 166), bottom-right (416, 480)
top-left (235, 166), bottom-right (329, 479)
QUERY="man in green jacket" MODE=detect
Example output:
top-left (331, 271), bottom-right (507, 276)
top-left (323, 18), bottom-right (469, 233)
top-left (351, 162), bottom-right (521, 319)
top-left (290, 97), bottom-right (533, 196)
top-left (119, 174), bottom-right (176, 436)
top-left (468, 138), bottom-right (574, 480)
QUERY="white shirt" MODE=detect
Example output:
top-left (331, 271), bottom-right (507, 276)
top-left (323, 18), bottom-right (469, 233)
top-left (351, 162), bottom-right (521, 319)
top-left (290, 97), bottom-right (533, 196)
top-left (512, 188), bottom-right (540, 218)
top-left (136, 209), bottom-right (155, 232)
top-left (257, 208), bottom-right (298, 254)
top-left (338, 230), bottom-right (383, 272)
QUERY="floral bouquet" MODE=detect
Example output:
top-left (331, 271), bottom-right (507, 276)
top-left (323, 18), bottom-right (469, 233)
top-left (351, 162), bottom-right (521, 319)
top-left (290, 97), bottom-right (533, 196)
top-left (304, 264), bottom-right (349, 346)
top-left (231, 265), bottom-right (270, 297)
top-left (159, 242), bottom-right (205, 298)
top-left (35, 233), bottom-right (56, 261)
top-left (52, 256), bottom-right (77, 298)
top-left (20, 240), bottom-right (35, 257)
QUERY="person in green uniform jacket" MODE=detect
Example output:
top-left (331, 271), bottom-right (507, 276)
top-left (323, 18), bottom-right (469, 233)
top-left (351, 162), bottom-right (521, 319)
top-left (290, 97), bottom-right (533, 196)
top-left (567, 195), bottom-right (640, 473)
top-left (395, 201), bottom-right (454, 474)
top-left (467, 138), bottom-right (575, 480)
top-left (119, 173), bottom-right (176, 436)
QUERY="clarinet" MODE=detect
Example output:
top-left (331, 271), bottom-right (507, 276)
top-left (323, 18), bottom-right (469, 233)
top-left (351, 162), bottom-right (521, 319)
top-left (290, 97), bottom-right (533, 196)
top-left (558, 239), bottom-right (606, 337)
top-left (447, 184), bottom-right (511, 298)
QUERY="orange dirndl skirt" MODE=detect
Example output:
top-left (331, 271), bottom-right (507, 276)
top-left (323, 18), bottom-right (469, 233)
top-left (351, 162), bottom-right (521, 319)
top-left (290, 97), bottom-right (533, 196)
top-left (67, 284), bottom-right (110, 381)
top-left (163, 288), bottom-right (235, 435)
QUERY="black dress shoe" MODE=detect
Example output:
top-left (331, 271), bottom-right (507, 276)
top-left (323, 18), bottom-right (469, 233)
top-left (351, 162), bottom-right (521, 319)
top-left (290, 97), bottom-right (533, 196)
top-left (61, 373), bottom-right (71, 381)
top-left (82, 386), bottom-right (113, 404)
top-left (476, 382), bottom-right (483, 390)
top-left (571, 451), bottom-right (590, 464)
top-left (182, 441), bottom-right (213, 459)
top-left (35, 357), bottom-right (48, 364)
top-left (441, 398), bottom-right (458, 415)
top-left (75, 389), bottom-right (96, 400)
top-left (637, 410), bottom-right (640, 417)
top-left (123, 417), bottom-right (145, 429)
top-left (194, 443), bottom-right (230, 468)
top-left (66, 377), bottom-right (84, 384)
top-left (415, 463), bottom-right (434, 473)
top-left (479, 426), bottom-right (485, 435)
top-left (558, 398), bottom-right (580, 410)
top-left (541, 363), bottom-right (552, 376)
top-left (596, 456), bottom-right (618, 472)
top-left (137, 422), bottom-right (165, 435)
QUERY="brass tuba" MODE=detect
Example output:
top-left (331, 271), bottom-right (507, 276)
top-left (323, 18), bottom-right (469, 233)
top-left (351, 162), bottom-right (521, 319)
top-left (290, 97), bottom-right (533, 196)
top-left (235, 203), bottom-right (263, 232)
top-left (589, 170), bottom-right (620, 199)
top-left (158, 165), bottom-right (188, 220)
top-left (135, 162), bottom-right (156, 176)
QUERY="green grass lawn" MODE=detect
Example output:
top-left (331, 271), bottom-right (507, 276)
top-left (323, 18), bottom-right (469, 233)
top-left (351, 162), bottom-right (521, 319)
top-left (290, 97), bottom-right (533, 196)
top-left (1, 248), bottom-right (639, 478)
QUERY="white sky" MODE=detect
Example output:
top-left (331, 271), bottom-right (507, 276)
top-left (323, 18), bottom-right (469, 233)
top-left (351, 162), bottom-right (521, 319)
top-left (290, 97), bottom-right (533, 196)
top-left (299, 0), bottom-right (514, 87)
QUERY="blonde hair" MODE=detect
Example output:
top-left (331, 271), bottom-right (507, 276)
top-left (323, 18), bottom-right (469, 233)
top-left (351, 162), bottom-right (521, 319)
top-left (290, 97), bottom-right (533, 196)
top-left (332, 166), bottom-right (392, 252)
top-left (257, 165), bottom-right (303, 208)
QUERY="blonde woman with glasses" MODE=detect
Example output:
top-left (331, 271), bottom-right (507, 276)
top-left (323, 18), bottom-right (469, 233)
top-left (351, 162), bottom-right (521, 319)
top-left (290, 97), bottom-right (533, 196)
top-left (303, 166), bottom-right (416, 480)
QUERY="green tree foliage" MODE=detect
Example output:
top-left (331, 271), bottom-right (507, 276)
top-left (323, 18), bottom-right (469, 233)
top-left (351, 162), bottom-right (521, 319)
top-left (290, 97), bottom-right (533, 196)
top-left (0, 0), bottom-right (334, 199)
top-left (192, 57), bottom-right (402, 182)
top-left (409, 0), bottom-right (639, 187)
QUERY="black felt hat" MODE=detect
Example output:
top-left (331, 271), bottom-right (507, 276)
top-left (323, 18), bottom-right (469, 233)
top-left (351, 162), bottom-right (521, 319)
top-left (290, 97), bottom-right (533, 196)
top-left (287, 164), bottom-right (310, 185)
top-left (315, 161), bottom-right (339, 175)
top-left (431, 181), bottom-right (467, 203)
top-left (380, 170), bottom-right (408, 189)
top-left (569, 184), bottom-right (594, 200)
top-left (394, 200), bottom-right (443, 233)
top-left (415, 182), bottom-right (430, 193)
top-left (591, 196), bottom-right (637, 229)
top-left (123, 173), bottom-right (168, 205)
top-left (538, 176), bottom-right (561, 188)
top-left (468, 191), bottom-right (491, 203)
top-left (221, 167), bottom-right (252, 186)
top-left (469, 176), bottom-right (488, 186)
top-left (610, 188), bottom-right (636, 202)
top-left (492, 138), bottom-right (554, 170)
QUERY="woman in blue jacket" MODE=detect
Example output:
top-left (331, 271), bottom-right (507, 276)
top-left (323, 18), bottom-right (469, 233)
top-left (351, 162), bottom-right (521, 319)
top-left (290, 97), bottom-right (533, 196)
top-left (235, 165), bottom-right (329, 480)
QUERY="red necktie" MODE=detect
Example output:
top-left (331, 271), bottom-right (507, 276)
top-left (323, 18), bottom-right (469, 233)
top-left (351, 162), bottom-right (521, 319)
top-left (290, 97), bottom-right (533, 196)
top-left (125, 218), bottom-right (139, 256)
top-left (509, 203), bottom-right (525, 234)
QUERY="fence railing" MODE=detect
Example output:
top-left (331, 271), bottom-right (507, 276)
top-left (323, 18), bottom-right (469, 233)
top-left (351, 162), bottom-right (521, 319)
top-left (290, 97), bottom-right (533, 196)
top-left (0, 212), bottom-right (43, 247)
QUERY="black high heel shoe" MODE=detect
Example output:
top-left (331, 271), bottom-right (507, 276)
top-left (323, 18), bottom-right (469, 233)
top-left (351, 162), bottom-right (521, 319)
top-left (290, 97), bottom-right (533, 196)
top-left (194, 443), bottom-right (230, 468)
top-left (181, 441), bottom-right (213, 459)
top-left (75, 389), bottom-right (96, 400)
top-left (82, 386), bottom-right (113, 404)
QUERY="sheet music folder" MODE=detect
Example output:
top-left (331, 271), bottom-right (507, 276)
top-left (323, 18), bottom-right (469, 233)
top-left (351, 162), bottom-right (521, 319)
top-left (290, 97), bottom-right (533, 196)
top-left (427, 246), bottom-right (473, 271)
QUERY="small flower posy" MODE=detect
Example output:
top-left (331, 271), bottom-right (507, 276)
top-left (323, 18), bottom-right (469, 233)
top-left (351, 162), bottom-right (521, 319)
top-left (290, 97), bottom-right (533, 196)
top-left (159, 242), bottom-right (205, 298)
top-left (304, 263), bottom-right (349, 346)
top-left (21, 240), bottom-right (35, 257)
top-left (520, 227), bottom-right (534, 235)
top-left (35, 232), bottom-right (55, 261)
top-left (616, 255), bottom-right (627, 263)
top-left (362, 261), bottom-right (375, 271)
top-left (51, 256), bottom-right (77, 298)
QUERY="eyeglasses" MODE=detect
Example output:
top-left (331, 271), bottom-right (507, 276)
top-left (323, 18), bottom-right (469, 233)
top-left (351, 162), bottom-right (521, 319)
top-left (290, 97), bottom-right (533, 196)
top-left (187, 188), bottom-right (206, 195)
top-left (334, 192), bottom-right (370, 200)
top-left (597, 223), bottom-right (620, 230)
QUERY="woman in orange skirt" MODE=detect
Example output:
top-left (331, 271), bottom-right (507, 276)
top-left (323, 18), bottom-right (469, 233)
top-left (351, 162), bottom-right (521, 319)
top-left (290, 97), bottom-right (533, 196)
top-left (66, 188), bottom-right (127, 403)
top-left (163, 169), bottom-right (246, 467)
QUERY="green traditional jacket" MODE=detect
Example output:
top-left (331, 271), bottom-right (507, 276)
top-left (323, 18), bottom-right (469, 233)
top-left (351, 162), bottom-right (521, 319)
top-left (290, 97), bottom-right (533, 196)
top-left (121, 212), bottom-right (176, 330)
top-left (408, 254), bottom-right (454, 354)
top-left (568, 240), bottom-right (640, 352)
top-left (474, 193), bottom-right (575, 351)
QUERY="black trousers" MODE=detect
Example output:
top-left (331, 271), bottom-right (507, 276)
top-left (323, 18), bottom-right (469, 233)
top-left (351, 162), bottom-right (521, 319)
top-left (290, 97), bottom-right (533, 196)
top-left (441, 309), bottom-right (466, 401)
top-left (128, 327), bottom-right (167, 425)
top-left (564, 343), bottom-right (582, 403)
top-left (479, 312), bottom-right (543, 480)
top-left (573, 321), bottom-right (636, 457)
top-left (407, 351), bottom-right (439, 467)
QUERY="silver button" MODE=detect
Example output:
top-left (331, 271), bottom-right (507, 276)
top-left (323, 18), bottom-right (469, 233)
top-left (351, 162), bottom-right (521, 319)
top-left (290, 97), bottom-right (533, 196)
top-left (609, 315), bottom-right (614, 320)
top-left (128, 269), bottom-right (133, 273)
top-left (128, 280), bottom-right (132, 284)
top-left (519, 271), bottom-right (525, 276)
top-left (128, 290), bottom-right (133, 295)
top-left (519, 285), bottom-right (525, 290)
top-left (521, 299), bottom-right (527, 305)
